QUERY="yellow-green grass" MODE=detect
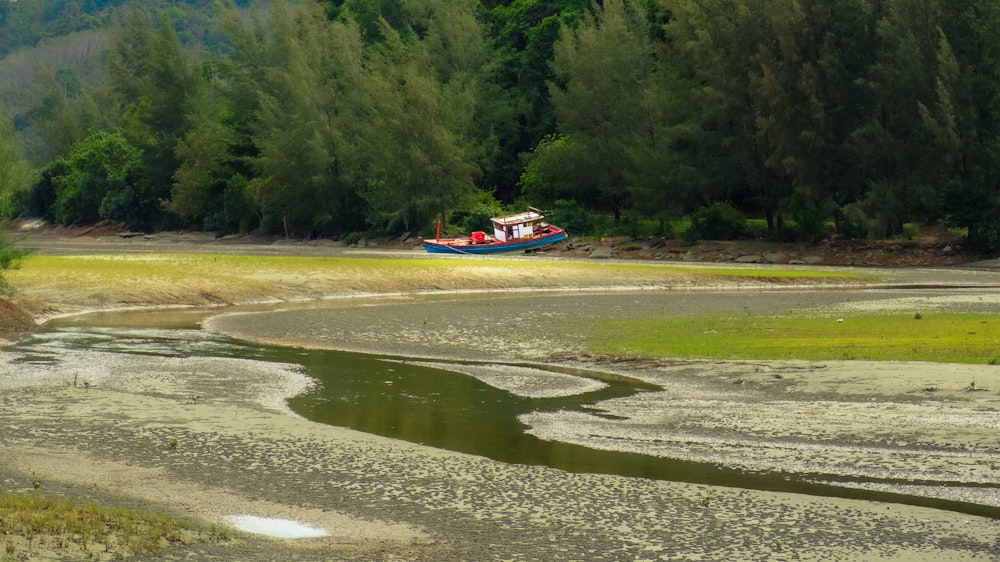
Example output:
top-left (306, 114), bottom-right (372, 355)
top-left (0, 489), bottom-right (226, 558)
top-left (9, 253), bottom-right (864, 279)
top-left (7, 253), bottom-right (867, 310)
top-left (590, 313), bottom-right (1000, 364)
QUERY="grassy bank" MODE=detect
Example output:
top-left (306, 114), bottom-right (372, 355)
top-left (590, 312), bottom-right (1000, 364)
top-left (0, 488), bottom-right (227, 560)
top-left (8, 253), bottom-right (866, 315)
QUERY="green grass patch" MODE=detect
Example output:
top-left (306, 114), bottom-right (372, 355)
top-left (590, 313), bottom-right (1000, 364)
top-left (0, 488), bottom-right (226, 558)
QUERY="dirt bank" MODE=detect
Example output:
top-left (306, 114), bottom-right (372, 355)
top-left (5, 218), bottom-right (981, 266)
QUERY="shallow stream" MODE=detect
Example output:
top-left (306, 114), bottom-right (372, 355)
top-left (19, 311), bottom-right (1000, 521)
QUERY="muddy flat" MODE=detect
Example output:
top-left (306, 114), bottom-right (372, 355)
top-left (2, 229), bottom-right (1000, 560)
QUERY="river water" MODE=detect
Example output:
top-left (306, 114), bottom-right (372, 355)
top-left (16, 309), bottom-right (999, 521)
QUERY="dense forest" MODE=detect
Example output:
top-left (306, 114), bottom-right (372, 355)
top-left (1, 0), bottom-right (999, 253)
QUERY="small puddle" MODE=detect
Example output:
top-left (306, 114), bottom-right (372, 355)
top-left (227, 515), bottom-right (328, 538)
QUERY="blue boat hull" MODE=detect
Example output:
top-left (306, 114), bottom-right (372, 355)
top-left (424, 229), bottom-right (567, 255)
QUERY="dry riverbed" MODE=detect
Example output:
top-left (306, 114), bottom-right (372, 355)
top-left (1, 230), bottom-right (1000, 560)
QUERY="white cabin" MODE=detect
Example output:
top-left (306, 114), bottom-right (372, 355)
top-left (492, 211), bottom-right (543, 242)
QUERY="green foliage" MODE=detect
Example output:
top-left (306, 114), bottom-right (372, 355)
top-left (544, 199), bottom-right (594, 235)
top-left (359, 0), bottom-right (487, 234)
top-left (0, 487), bottom-right (222, 558)
top-left (336, 0), bottom-right (410, 44)
top-left (899, 223), bottom-right (919, 241)
top-left (342, 231), bottom-right (364, 246)
top-left (484, 0), bottom-right (590, 199)
top-left (218, 174), bottom-right (258, 234)
top-left (0, 228), bottom-right (26, 269)
top-left (548, 0), bottom-right (656, 222)
top-left (37, 130), bottom-right (141, 226)
top-left (835, 203), bottom-right (869, 239)
top-left (27, 159), bottom-right (67, 219)
top-left (223, 1), bottom-right (370, 237)
top-left (0, 231), bottom-right (30, 295)
top-left (684, 202), bottom-right (747, 242)
top-left (0, 108), bottom-right (31, 218)
top-left (966, 222), bottom-right (1000, 255)
top-left (449, 190), bottom-right (502, 234)
top-left (170, 118), bottom-right (231, 222)
top-left (786, 191), bottom-right (831, 242)
top-left (28, 66), bottom-right (111, 163)
top-left (108, 8), bottom-right (201, 229)
top-left (4, 0), bottom-right (1000, 252)
top-left (520, 134), bottom-right (592, 206)
top-left (664, 0), bottom-right (777, 223)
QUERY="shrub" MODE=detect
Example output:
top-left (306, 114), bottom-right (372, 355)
top-left (342, 231), bottom-right (363, 246)
top-left (42, 130), bottom-right (142, 226)
top-left (545, 199), bottom-right (594, 234)
top-left (205, 174), bottom-right (259, 234)
top-left (835, 203), bottom-right (869, 239)
top-left (0, 231), bottom-right (29, 295)
top-left (787, 192), bottom-right (829, 242)
top-left (967, 222), bottom-right (1000, 255)
top-left (684, 202), bottom-right (747, 242)
top-left (449, 190), bottom-right (501, 234)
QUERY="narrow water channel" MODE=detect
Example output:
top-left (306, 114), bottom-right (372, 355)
top-left (21, 319), bottom-right (1000, 520)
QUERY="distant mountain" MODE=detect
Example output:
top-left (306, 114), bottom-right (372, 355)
top-left (0, 1), bottom-right (255, 139)
top-left (0, 1), bottom-right (115, 57)
top-left (0, 0), bottom-right (255, 57)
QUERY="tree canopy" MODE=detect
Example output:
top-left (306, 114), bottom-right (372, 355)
top-left (0, 0), bottom-right (999, 253)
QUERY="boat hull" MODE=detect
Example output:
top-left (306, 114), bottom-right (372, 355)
top-left (424, 228), bottom-right (567, 255)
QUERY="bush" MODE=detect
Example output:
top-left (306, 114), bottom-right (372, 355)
top-left (684, 202), bottom-right (747, 242)
top-left (342, 231), bottom-right (363, 246)
top-left (967, 222), bottom-right (1000, 255)
top-left (787, 192), bottom-right (829, 242)
top-left (544, 199), bottom-right (593, 234)
top-left (450, 208), bottom-right (493, 234)
top-left (42, 130), bottom-right (142, 226)
top-left (448, 190), bottom-right (502, 234)
top-left (204, 174), bottom-right (259, 234)
top-left (835, 203), bottom-right (869, 239)
top-left (899, 223), bottom-right (918, 241)
top-left (0, 231), bottom-right (29, 295)
top-left (603, 215), bottom-right (664, 239)
top-left (0, 186), bottom-right (29, 219)
top-left (745, 219), bottom-right (770, 240)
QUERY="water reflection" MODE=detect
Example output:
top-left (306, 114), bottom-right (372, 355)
top-left (19, 322), bottom-right (1000, 519)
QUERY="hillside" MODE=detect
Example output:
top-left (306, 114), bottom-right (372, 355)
top-left (0, 0), bottom-right (243, 57)
top-left (0, 1), bottom-right (249, 135)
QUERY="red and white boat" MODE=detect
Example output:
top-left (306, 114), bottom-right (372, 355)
top-left (423, 209), bottom-right (568, 255)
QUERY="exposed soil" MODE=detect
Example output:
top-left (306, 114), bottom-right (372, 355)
top-left (0, 298), bottom-right (33, 332)
top-left (0, 219), bottom-right (981, 331)
top-left (4, 218), bottom-right (981, 266)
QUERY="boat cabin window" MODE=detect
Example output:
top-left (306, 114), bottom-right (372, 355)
top-left (492, 210), bottom-right (545, 242)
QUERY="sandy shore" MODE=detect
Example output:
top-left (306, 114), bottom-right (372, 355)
top-left (2, 233), bottom-right (1000, 559)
